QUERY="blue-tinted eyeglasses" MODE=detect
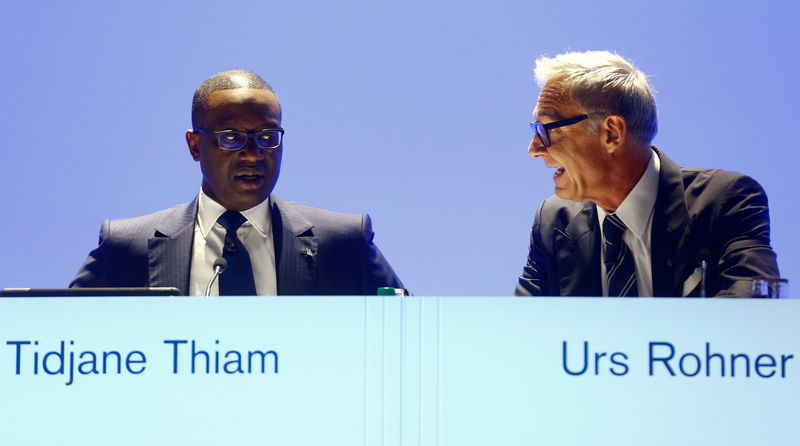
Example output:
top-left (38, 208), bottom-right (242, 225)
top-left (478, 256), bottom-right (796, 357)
top-left (529, 114), bottom-right (589, 147)
top-left (194, 128), bottom-right (284, 151)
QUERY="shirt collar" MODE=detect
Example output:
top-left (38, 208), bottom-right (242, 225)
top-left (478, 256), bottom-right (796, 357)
top-left (197, 190), bottom-right (272, 239)
top-left (597, 149), bottom-right (660, 240)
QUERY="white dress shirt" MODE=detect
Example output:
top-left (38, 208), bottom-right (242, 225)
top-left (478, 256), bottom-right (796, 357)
top-left (188, 190), bottom-right (277, 296)
top-left (597, 149), bottom-right (661, 297)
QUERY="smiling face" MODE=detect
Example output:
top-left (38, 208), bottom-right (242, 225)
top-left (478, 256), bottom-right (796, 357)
top-left (528, 80), bottom-right (611, 204)
top-left (186, 88), bottom-right (282, 211)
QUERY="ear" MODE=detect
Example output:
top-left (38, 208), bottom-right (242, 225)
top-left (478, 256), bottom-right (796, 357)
top-left (601, 114), bottom-right (627, 154)
top-left (186, 129), bottom-right (201, 161)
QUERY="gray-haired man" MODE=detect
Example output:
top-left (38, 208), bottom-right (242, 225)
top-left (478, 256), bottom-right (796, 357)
top-left (516, 51), bottom-right (779, 297)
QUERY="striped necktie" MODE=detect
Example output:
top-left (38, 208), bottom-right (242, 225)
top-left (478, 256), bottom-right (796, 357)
top-left (603, 213), bottom-right (638, 297)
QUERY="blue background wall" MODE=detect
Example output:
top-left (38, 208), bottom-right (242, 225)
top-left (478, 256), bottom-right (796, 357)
top-left (1, 1), bottom-right (797, 295)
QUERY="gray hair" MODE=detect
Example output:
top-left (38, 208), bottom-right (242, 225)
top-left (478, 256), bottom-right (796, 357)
top-left (534, 51), bottom-right (658, 145)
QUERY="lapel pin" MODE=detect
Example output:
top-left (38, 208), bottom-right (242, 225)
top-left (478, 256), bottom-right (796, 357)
top-left (302, 248), bottom-right (317, 257)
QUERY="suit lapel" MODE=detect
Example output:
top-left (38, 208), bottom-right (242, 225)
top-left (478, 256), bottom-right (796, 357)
top-left (271, 195), bottom-right (318, 295)
top-left (148, 200), bottom-right (197, 295)
top-left (555, 203), bottom-right (603, 296)
top-left (651, 148), bottom-right (694, 296)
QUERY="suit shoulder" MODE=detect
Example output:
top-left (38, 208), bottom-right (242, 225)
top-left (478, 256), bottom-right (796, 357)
top-left (282, 200), bottom-right (361, 220)
top-left (109, 203), bottom-right (186, 225)
top-left (680, 167), bottom-right (766, 196)
top-left (278, 200), bottom-right (367, 237)
top-left (103, 202), bottom-right (194, 241)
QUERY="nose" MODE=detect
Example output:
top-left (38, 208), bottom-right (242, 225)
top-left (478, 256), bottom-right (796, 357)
top-left (528, 137), bottom-right (546, 158)
top-left (239, 139), bottom-right (265, 160)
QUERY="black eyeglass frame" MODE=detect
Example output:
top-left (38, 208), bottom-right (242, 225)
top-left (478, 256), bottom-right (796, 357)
top-left (529, 114), bottom-right (589, 148)
top-left (194, 128), bottom-right (285, 151)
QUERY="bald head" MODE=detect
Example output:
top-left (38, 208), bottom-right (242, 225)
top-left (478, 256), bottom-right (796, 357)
top-left (191, 69), bottom-right (277, 128)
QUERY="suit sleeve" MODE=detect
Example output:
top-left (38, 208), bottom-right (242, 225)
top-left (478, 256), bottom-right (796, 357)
top-left (69, 220), bottom-right (111, 288)
top-left (712, 175), bottom-right (780, 297)
top-left (360, 214), bottom-right (407, 295)
top-left (515, 201), bottom-right (550, 296)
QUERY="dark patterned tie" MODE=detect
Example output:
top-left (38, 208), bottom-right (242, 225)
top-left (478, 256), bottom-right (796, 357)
top-left (603, 213), bottom-right (638, 297)
top-left (217, 210), bottom-right (257, 295)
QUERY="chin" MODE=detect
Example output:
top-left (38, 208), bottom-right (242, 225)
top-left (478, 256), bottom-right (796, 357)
top-left (554, 189), bottom-right (580, 203)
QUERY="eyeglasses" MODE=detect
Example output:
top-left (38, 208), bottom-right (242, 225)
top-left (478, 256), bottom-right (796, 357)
top-left (529, 114), bottom-right (589, 148)
top-left (194, 128), bottom-right (284, 151)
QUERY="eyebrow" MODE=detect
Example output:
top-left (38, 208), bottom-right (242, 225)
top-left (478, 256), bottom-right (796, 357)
top-left (532, 109), bottom-right (562, 123)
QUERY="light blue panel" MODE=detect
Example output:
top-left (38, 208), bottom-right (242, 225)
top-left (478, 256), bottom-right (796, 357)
top-left (381, 296), bottom-right (404, 445)
top-left (1, 296), bottom-right (798, 444)
top-left (436, 298), bottom-right (800, 445)
top-left (0, 297), bottom-right (370, 445)
top-left (419, 297), bottom-right (440, 446)
top-left (364, 296), bottom-right (386, 443)
top-left (401, 297), bottom-right (422, 445)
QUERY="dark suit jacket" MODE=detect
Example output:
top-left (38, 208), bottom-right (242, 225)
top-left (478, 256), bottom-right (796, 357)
top-left (70, 195), bottom-right (404, 295)
top-left (515, 148), bottom-right (780, 297)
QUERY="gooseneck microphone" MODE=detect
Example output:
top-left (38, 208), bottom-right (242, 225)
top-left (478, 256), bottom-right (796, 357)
top-left (205, 258), bottom-right (228, 297)
top-left (697, 249), bottom-right (710, 298)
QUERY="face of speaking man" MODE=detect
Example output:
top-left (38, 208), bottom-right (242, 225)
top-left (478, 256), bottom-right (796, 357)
top-left (528, 80), bottom-right (613, 205)
top-left (186, 88), bottom-right (283, 212)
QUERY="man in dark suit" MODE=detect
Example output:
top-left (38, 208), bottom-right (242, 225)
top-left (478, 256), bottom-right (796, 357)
top-left (71, 70), bottom-right (404, 295)
top-left (515, 51), bottom-right (779, 297)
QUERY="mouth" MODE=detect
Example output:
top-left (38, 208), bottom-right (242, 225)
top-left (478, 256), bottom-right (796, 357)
top-left (233, 167), bottom-right (265, 184)
top-left (552, 167), bottom-right (565, 179)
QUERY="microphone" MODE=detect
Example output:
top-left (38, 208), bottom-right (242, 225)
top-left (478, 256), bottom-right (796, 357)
top-left (205, 258), bottom-right (228, 297)
top-left (697, 249), bottom-right (710, 298)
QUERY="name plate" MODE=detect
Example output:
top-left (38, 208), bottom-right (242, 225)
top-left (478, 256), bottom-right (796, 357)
top-left (0, 297), bottom-right (796, 444)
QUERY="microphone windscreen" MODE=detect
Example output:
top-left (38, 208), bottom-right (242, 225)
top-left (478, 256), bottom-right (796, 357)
top-left (213, 257), bottom-right (228, 272)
